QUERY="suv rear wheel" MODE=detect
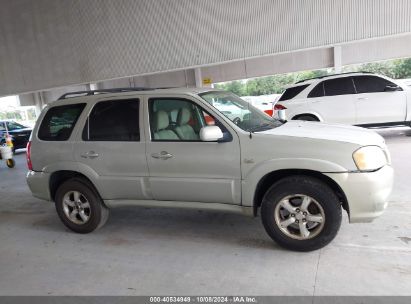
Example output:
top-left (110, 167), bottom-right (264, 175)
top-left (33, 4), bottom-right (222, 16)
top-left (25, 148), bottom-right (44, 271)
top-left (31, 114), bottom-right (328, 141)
top-left (261, 175), bottom-right (342, 251)
top-left (55, 178), bottom-right (109, 233)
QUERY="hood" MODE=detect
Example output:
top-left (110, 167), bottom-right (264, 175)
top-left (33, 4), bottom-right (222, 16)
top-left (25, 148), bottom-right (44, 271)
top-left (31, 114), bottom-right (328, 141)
top-left (257, 120), bottom-right (385, 147)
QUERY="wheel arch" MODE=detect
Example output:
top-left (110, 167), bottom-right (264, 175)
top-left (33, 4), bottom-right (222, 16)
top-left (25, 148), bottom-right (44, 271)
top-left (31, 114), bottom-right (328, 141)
top-left (49, 170), bottom-right (100, 202)
top-left (292, 113), bottom-right (321, 121)
top-left (252, 169), bottom-right (349, 217)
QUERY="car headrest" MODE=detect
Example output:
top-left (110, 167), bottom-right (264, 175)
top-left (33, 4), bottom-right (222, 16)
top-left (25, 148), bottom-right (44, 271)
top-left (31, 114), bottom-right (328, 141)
top-left (154, 110), bottom-right (169, 131)
top-left (177, 108), bottom-right (191, 126)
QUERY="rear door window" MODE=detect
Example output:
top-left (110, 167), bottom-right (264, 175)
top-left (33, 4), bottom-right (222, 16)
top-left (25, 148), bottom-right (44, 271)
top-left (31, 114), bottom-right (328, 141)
top-left (279, 85), bottom-right (309, 101)
top-left (83, 99), bottom-right (140, 141)
top-left (323, 77), bottom-right (355, 96)
top-left (38, 103), bottom-right (86, 141)
top-left (308, 83), bottom-right (325, 98)
top-left (353, 76), bottom-right (400, 93)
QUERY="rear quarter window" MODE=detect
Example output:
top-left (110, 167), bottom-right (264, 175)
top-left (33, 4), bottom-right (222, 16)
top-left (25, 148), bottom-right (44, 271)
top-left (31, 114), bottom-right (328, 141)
top-left (38, 103), bottom-right (86, 141)
top-left (279, 85), bottom-right (309, 101)
top-left (353, 76), bottom-right (401, 93)
top-left (308, 82), bottom-right (325, 98)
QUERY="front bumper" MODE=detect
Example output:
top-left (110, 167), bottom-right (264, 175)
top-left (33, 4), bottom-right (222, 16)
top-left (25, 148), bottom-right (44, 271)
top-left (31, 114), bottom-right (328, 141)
top-left (325, 165), bottom-right (394, 223)
top-left (26, 170), bottom-right (52, 201)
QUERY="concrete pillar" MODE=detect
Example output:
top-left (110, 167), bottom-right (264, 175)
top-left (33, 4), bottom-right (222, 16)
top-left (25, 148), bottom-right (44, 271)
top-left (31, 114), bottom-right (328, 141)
top-left (334, 45), bottom-right (342, 74)
top-left (194, 68), bottom-right (202, 88)
top-left (89, 83), bottom-right (98, 90)
top-left (33, 92), bottom-right (43, 116)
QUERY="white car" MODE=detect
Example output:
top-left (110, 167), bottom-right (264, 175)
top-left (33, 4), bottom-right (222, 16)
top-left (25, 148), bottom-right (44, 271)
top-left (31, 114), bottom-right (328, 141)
top-left (274, 72), bottom-right (411, 127)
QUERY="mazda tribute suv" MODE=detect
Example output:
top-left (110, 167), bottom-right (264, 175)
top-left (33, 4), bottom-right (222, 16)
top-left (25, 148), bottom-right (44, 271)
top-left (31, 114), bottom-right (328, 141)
top-left (26, 88), bottom-right (393, 251)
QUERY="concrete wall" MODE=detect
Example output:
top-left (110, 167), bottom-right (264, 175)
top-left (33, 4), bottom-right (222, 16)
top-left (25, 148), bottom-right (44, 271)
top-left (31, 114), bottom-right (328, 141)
top-left (1, 0), bottom-right (411, 96)
top-left (99, 70), bottom-right (196, 90)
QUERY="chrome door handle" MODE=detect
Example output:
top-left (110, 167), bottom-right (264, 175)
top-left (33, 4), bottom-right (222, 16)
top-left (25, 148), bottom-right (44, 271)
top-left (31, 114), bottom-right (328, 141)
top-left (151, 151), bottom-right (173, 160)
top-left (81, 151), bottom-right (99, 159)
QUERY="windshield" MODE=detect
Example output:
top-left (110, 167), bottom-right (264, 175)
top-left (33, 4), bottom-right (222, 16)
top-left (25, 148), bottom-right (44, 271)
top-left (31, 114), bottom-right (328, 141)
top-left (199, 91), bottom-right (283, 132)
top-left (6, 121), bottom-right (26, 131)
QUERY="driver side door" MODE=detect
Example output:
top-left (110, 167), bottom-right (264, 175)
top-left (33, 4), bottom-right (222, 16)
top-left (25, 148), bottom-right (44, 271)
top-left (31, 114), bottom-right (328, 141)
top-left (144, 96), bottom-right (242, 205)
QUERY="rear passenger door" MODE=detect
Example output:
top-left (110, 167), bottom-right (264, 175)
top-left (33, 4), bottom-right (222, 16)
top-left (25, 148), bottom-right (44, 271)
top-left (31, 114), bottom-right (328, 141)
top-left (308, 77), bottom-right (356, 124)
top-left (73, 98), bottom-right (150, 200)
top-left (353, 76), bottom-right (406, 124)
top-left (144, 96), bottom-right (242, 205)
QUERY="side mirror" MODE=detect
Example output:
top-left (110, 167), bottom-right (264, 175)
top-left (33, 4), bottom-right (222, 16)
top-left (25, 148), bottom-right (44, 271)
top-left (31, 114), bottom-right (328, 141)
top-left (200, 126), bottom-right (224, 142)
top-left (278, 109), bottom-right (287, 121)
top-left (384, 85), bottom-right (402, 92)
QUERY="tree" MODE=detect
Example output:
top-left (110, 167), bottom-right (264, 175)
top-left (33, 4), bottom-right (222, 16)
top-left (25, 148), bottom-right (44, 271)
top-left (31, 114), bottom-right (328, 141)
top-left (214, 80), bottom-right (246, 96)
top-left (343, 61), bottom-right (396, 78)
top-left (393, 58), bottom-right (411, 78)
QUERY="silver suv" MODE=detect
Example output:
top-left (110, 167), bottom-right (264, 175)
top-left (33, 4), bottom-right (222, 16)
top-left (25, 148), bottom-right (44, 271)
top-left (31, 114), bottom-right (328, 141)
top-left (26, 88), bottom-right (393, 251)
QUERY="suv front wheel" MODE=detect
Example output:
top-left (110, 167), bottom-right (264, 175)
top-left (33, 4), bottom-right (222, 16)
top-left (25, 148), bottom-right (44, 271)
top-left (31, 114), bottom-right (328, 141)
top-left (55, 178), bottom-right (109, 233)
top-left (261, 175), bottom-right (342, 251)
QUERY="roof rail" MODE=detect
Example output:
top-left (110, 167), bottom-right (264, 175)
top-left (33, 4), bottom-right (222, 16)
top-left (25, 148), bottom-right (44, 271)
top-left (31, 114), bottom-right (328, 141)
top-left (295, 71), bottom-right (372, 84)
top-left (57, 87), bottom-right (153, 100)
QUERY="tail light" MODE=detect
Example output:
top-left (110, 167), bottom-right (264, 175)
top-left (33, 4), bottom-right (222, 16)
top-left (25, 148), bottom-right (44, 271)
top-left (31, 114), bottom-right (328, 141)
top-left (274, 104), bottom-right (287, 111)
top-left (26, 141), bottom-right (33, 170)
top-left (264, 109), bottom-right (274, 117)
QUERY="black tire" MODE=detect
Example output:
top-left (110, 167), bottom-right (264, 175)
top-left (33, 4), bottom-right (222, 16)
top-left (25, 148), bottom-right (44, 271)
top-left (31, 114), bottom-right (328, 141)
top-left (261, 175), bottom-right (342, 252)
top-left (294, 115), bottom-right (319, 121)
top-left (55, 178), bottom-right (109, 233)
top-left (6, 159), bottom-right (15, 168)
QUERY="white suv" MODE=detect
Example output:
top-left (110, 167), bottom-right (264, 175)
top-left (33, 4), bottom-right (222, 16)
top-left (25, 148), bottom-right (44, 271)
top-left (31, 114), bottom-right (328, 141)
top-left (274, 72), bottom-right (411, 127)
top-left (26, 88), bottom-right (393, 251)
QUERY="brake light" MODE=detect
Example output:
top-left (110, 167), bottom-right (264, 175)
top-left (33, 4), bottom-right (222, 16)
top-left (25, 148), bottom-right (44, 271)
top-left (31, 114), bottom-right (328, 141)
top-left (264, 109), bottom-right (274, 117)
top-left (26, 141), bottom-right (33, 170)
top-left (274, 104), bottom-right (287, 110)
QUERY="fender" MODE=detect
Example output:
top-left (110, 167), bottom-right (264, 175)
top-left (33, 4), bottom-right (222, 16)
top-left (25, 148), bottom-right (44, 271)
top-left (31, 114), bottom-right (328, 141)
top-left (43, 161), bottom-right (102, 194)
top-left (241, 158), bottom-right (348, 207)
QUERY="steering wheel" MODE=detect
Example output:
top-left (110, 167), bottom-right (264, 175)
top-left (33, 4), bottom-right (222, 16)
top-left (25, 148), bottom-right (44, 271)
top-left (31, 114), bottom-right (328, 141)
top-left (233, 117), bottom-right (241, 125)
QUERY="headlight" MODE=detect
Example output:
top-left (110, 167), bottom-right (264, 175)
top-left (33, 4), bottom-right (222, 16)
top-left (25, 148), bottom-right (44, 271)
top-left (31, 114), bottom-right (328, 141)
top-left (352, 146), bottom-right (387, 171)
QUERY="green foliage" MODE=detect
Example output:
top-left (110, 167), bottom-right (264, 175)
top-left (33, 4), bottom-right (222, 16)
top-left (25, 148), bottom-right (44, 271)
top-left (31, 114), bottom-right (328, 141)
top-left (0, 111), bottom-right (23, 120)
top-left (343, 58), bottom-right (411, 79)
top-left (215, 69), bottom-right (331, 96)
top-left (214, 80), bottom-right (246, 96)
top-left (393, 58), bottom-right (411, 78)
top-left (215, 57), bottom-right (411, 96)
top-left (343, 61), bottom-right (396, 78)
